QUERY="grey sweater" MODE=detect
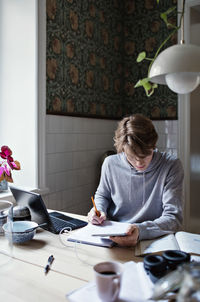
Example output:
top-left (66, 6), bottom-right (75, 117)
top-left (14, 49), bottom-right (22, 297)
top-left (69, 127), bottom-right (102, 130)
top-left (94, 149), bottom-right (184, 240)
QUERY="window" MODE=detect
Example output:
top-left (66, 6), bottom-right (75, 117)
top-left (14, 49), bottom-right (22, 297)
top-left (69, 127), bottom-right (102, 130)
top-left (0, 0), bottom-right (46, 192)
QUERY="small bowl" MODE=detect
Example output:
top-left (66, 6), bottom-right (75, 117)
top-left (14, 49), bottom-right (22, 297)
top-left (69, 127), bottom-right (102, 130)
top-left (3, 221), bottom-right (38, 244)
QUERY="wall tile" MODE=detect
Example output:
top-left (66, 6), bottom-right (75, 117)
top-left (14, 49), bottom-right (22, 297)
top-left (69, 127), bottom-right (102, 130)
top-left (157, 134), bottom-right (166, 149)
top-left (55, 152), bottom-right (73, 172)
top-left (46, 115), bottom-right (62, 133)
top-left (172, 121), bottom-right (178, 134)
top-left (60, 189), bottom-right (74, 211)
top-left (83, 118), bottom-right (97, 133)
top-left (72, 117), bottom-right (84, 133)
top-left (46, 153), bottom-right (58, 174)
top-left (76, 133), bottom-right (88, 151)
top-left (55, 134), bottom-right (73, 152)
top-left (61, 116), bottom-right (73, 133)
top-left (46, 191), bottom-right (63, 210)
top-left (46, 133), bottom-right (56, 153)
top-left (76, 168), bottom-right (91, 186)
top-left (153, 121), bottom-right (165, 134)
top-left (73, 151), bottom-right (88, 169)
top-left (55, 171), bottom-right (68, 192)
top-left (86, 134), bottom-right (97, 150)
top-left (166, 134), bottom-right (178, 149)
top-left (46, 173), bottom-right (56, 193)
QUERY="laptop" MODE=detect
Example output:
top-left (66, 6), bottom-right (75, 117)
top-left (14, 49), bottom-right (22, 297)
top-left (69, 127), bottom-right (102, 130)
top-left (10, 186), bottom-right (88, 234)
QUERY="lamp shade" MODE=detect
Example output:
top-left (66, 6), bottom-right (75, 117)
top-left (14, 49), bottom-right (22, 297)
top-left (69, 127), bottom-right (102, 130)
top-left (149, 44), bottom-right (200, 94)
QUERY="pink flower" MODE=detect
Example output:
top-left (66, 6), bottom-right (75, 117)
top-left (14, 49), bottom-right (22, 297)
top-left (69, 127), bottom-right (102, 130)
top-left (0, 145), bottom-right (21, 183)
top-left (0, 166), bottom-right (4, 179)
top-left (0, 146), bottom-right (13, 161)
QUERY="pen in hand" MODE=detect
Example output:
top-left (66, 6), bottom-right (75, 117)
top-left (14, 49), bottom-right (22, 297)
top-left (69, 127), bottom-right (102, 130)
top-left (44, 255), bottom-right (54, 275)
top-left (91, 196), bottom-right (100, 217)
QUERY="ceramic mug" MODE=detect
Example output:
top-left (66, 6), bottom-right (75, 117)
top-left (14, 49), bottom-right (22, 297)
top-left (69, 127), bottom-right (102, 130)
top-left (93, 261), bottom-right (123, 302)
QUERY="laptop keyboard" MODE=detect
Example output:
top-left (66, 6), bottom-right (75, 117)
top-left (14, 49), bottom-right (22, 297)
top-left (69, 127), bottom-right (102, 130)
top-left (49, 213), bottom-right (88, 233)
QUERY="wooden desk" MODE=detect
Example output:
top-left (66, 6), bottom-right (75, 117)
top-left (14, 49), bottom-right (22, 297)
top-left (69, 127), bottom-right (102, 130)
top-left (1, 258), bottom-right (86, 302)
top-left (1, 213), bottom-right (142, 301)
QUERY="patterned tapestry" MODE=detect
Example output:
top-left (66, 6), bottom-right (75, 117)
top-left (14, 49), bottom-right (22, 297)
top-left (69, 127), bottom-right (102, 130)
top-left (46, 0), bottom-right (178, 120)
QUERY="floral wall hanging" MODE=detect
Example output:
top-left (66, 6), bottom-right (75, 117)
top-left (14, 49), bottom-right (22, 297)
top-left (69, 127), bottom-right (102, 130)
top-left (46, 0), bottom-right (177, 120)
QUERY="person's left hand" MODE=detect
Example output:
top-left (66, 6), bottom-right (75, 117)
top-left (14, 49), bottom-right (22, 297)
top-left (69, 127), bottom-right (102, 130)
top-left (110, 224), bottom-right (139, 247)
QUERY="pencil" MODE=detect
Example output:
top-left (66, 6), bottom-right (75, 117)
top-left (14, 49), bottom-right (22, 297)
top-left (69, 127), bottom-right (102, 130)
top-left (91, 196), bottom-right (100, 217)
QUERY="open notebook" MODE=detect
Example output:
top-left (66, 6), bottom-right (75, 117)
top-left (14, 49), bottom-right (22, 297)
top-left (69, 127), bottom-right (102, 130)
top-left (67, 220), bottom-right (131, 247)
top-left (135, 231), bottom-right (200, 257)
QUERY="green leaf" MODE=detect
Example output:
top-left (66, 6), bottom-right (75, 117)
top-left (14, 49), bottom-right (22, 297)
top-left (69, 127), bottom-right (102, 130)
top-left (162, 6), bottom-right (176, 17)
top-left (134, 78), bottom-right (158, 97)
top-left (146, 83), bottom-right (158, 96)
top-left (134, 78), bottom-right (148, 88)
top-left (160, 12), bottom-right (168, 25)
top-left (136, 51), bottom-right (146, 63)
top-left (156, 0), bottom-right (160, 4)
top-left (160, 6), bottom-right (176, 27)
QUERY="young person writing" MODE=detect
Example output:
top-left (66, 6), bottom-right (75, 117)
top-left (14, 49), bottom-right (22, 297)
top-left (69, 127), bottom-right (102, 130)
top-left (88, 114), bottom-right (184, 247)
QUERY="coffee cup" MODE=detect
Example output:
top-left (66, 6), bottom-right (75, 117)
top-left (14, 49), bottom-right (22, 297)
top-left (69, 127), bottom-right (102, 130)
top-left (93, 261), bottom-right (123, 301)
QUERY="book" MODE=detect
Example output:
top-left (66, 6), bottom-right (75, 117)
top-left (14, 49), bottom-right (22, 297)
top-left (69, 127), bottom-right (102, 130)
top-left (135, 231), bottom-right (200, 257)
top-left (67, 220), bottom-right (131, 248)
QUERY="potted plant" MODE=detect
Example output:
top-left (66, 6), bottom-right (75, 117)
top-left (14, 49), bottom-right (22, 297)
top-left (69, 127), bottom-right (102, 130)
top-left (0, 146), bottom-right (21, 191)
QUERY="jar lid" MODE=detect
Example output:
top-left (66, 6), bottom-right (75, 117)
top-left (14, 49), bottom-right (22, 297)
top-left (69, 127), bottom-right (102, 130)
top-left (13, 206), bottom-right (31, 218)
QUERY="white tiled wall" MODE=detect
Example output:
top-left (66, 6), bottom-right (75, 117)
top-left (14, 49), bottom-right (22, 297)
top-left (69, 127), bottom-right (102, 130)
top-left (44, 115), bottom-right (118, 215)
top-left (44, 116), bottom-right (178, 214)
top-left (153, 120), bottom-right (178, 157)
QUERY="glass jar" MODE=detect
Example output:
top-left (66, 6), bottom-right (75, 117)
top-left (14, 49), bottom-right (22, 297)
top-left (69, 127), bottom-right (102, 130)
top-left (0, 200), bottom-right (13, 267)
top-left (177, 262), bottom-right (200, 302)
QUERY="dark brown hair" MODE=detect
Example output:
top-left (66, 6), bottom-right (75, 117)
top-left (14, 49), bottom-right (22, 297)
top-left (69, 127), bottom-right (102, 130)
top-left (114, 114), bottom-right (158, 157)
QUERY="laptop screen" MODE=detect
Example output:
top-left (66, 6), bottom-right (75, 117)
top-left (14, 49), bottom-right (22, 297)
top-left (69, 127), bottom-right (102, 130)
top-left (10, 186), bottom-right (52, 226)
top-left (10, 186), bottom-right (88, 234)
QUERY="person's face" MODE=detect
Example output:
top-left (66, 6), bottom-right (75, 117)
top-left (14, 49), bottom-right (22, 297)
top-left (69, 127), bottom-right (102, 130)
top-left (124, 148), bottom-right (154, 172)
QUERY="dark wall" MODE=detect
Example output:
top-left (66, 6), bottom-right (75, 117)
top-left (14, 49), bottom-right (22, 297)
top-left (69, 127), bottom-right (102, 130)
top-left (46, 0), bottom-right (177, 120)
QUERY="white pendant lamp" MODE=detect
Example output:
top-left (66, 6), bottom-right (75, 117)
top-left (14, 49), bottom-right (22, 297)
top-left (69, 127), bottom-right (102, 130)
top-left (149, 1), bottom-right (200, 94)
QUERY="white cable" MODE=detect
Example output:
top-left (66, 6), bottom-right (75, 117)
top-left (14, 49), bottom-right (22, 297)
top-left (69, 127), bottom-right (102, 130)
top-left (58, 227), bottom-right (73, 247)
top-left (58, 227), bottom-right (93, 266)
top-left (74, 240), bottom-right (93, 267)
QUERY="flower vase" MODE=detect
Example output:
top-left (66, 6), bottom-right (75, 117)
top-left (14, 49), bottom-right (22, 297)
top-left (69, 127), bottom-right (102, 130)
top-left (0, 180), bottom-right (8, 192)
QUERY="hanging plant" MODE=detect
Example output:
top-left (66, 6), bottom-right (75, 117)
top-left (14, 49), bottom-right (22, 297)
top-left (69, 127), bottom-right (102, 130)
top-left (134, 0), bottom-right (185, 96)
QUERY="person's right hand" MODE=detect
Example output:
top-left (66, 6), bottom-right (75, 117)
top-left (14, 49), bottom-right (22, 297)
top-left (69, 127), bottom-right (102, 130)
top-left (87, 208), bottom-right (106, 225)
